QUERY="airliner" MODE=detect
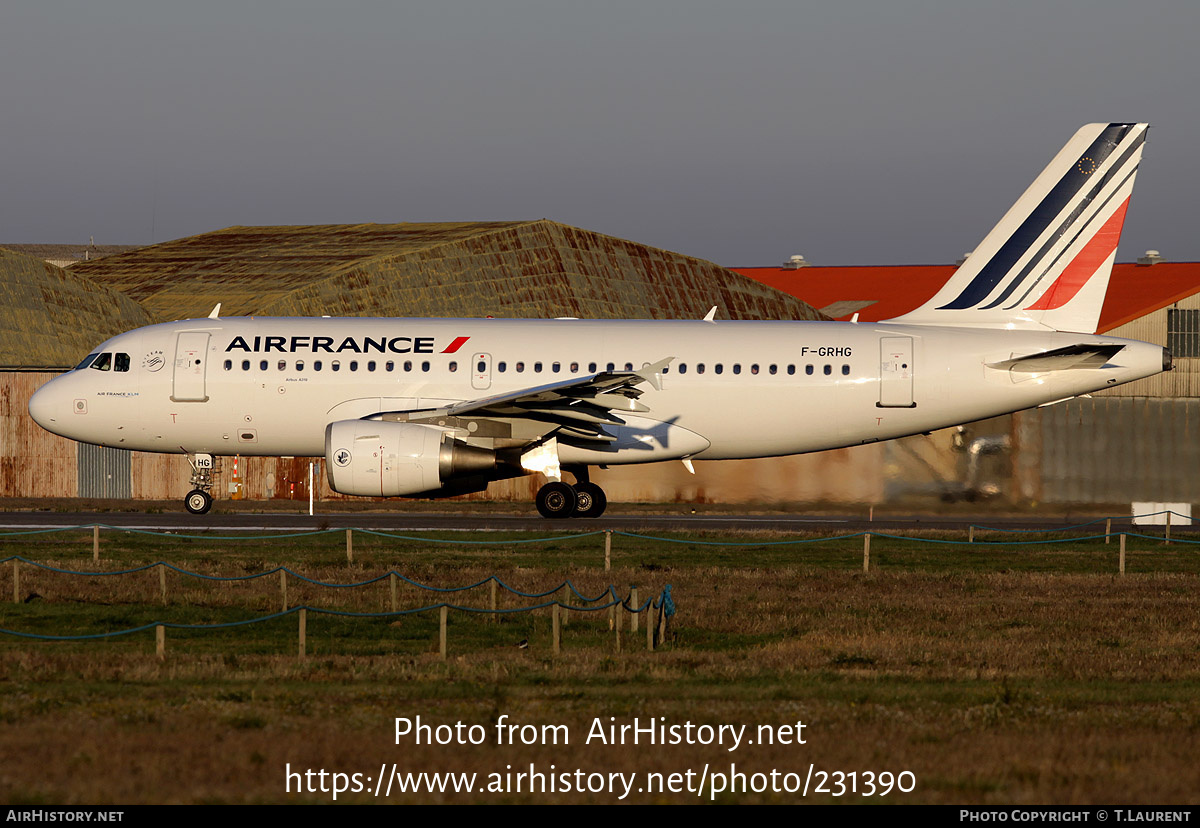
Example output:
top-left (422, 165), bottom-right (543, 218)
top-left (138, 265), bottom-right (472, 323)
top-left (28, 123), bottom-right (1168, 518)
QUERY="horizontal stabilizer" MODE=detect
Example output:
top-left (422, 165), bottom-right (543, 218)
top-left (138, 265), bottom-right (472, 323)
top-left (987, 343), bottom-right (1126, 372)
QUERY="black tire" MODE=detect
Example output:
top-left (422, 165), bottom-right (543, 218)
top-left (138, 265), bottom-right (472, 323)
top-left (574, 481), bottom-right (607, 518)
top-left (535, 482), bottom-right (577, 519)
top-left (185, 489), bottom-right (213, 515)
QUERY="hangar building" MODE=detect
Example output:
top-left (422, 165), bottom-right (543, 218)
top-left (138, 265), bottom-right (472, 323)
top-left (3, 222), bottom-right (828, 504)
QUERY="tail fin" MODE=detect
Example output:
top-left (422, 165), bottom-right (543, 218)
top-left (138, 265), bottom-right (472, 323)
top-left (889, 123), bottom-right (1147, 333)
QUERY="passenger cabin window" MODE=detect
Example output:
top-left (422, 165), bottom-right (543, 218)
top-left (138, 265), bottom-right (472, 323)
top-left (385, 361), bottom-right (394, 372)
top-left (224, 359), bottom-right (232, 371)
top-left (570, 362), bottom-right (579, 372)
top-left (422, 361), bottom-right (430, 372)
top-left (296, 360), bottom-right (305, 371)
top-left (606, 363), bottom-right (615, 372)
top-left (350, 360), bottom-right (359, 371)
top-left (534, 362), bottom-right (543, 373)
top-left (90, 353), bottom-right (112, 372)
top-left (260, 360), bottom-right (268, 371)
top-left (679, 363), bottom-right (687, 374)
top-left (278, 360), bottom-right (287, 371)
top-left (552, 362), bottom-right (560, 373)
top-left (588, 362), bottom-right (597, 373)
top-left (498, 361), bottom-right (507, 372)
top-left (842, 364), bottom-right (850, 376)
top-left (331, 361), bottom-right (341, 372)
top-left (696, 363), bottom-right (706, 374)
top-left (313, 360), bottom-right (323, 371)
top-left (823, 364), bottom-right (832, 376)
top-left (732, 364), bottom-right (741, 375)
top-left (805, 365), bottom-right (814, 375)
top-left (787, 365), bottom-right (795, 375)
top-left (241, 360), bottom-right (250, 371)
top-left (516, 362), bottom-right (525, 372)
top-left (714, 364), bottom-right (723, 375)
top-left (367, 361), bottom-right (376, 371)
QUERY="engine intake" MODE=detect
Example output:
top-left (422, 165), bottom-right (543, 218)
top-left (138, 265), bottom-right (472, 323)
top-left (325, 420), bottom-right (498, 497)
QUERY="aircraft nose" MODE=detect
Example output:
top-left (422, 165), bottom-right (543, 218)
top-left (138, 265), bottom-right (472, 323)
top-left (28, 380), bottom-right (63, 431)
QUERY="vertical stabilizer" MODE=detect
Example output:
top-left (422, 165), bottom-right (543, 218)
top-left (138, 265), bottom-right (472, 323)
top-left (889, 123), bottom-right (1147, 333)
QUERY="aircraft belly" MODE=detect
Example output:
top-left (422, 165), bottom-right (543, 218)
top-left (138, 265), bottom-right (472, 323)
top-left (557, 416), bottom-right (710, 464)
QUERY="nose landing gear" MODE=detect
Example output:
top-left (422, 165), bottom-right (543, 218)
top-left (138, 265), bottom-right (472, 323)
top-left (184, 453), bottom-right (216, 515)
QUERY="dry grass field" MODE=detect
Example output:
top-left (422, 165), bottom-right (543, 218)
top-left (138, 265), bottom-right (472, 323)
top-left (1, 527), bottom-right (1199, 804)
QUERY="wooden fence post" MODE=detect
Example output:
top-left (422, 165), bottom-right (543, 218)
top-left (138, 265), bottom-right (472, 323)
top-left (156, 624), bottom-right (165, 660)
top-left (863, 533), bottom-right (871, 573)
top-left (646, 604), bottom-right (654, 651)
top-left (630, 586), bottom-right (639, 633)
top-left (159, 563), bottom-right (167, 606)
top-left (605, 530), bottom-right (612, 572)
top-left (11, 560), bottom-right (18, 603)
top-left (346, 529), bottom-right (354, 562)
top-left (439, 606), bottom-right (448, 661)
top-left (93, 525), bottom-right (100, 562)
top-left (298, 608), bottom-right (307, 657)
top-left (490, 579), bottom-right (497, 623)
top-left (1119, 533), bottom-right (1126, 575)
top-left (390, 572), bottom-right (398, 613)
top-left (280, 570), bottom-right (288, 611)
top-left (552, 603), bottom-right (561, 655)
top-left (1105, 518), bottom-right (1112, 545)
top-left (614, 597), bottom-right (622, 652)
top-left (1165, 512), bottom-right (1172, 545)
top-left (968, 525), bottom-right (975, 544)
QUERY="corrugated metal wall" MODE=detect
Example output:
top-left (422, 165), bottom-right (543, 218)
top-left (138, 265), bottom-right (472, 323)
top-left (1019, 398), bottom-right (1200, 502)
top-left (77, 443), bottom-right (131, 498)
top-left (1097, 296), bottom-right (1200, 398)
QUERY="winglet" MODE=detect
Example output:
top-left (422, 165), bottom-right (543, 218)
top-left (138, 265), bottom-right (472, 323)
top-left (635, 357), bottom-right (675, 391)
top-left (703, 306), bottom-right (718, 323)
top-left (208, 303), bottom-right (222, 319)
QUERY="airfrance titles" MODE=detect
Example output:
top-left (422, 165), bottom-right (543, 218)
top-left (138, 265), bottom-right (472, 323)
top-left (224, 335), bottom-right (462, 355)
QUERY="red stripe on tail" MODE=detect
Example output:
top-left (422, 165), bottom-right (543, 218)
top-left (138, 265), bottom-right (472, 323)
top-left (1025, 198), bottom-right (1130, 311)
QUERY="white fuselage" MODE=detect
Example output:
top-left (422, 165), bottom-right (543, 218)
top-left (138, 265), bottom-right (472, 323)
top-left (29, 317), bottom-right (1167, 466)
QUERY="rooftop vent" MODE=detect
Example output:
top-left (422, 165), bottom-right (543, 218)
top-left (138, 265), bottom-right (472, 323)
top-left (1137, 249), bottom-right (1165, 266)
top-left (782, 254), bottom-right (810, 269)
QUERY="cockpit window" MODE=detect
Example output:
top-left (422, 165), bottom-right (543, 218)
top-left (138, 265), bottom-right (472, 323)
top-left (75, 353), bottom-right (100, 371)
top-left (114, 353), bottom-right (131, 372)
top-left (90, 353), bottom-right (112, 372)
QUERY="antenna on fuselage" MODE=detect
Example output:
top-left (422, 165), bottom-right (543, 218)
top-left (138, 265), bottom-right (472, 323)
top-left (207, 303), bottom-right (222, 319)
top-left (703, 306), bottom-right (718, 323)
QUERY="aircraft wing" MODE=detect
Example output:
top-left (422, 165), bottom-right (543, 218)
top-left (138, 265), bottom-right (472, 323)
top-left (377, 357), bottom-right (674, 445)
top-left (987, 344), bottom-right (1126, 372)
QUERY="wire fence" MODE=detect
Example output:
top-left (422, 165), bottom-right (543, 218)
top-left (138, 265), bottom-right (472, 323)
top-left (0, 508), bottom-right (1192, 656)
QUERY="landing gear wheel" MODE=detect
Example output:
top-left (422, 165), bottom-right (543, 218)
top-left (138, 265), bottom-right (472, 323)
top-left (536, 482), bottom-right (577, 519)
top-left (185, 489), bottom-right (213, 515)
top-left (573, 481), bottom-right (607, 518)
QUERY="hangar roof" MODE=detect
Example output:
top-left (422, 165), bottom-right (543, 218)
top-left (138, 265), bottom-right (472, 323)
top-left (72, 221), bottom-right (824, 324)
top-left (734, 263), bottom-right (1200, 334)
top-left (0, 247), bottom-right (153, 369)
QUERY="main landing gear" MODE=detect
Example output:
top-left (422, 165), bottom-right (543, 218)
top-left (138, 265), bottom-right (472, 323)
top-left (535, 472), bottom-right (607, 519)
top-left (184, 453), bottom-right (216, 515)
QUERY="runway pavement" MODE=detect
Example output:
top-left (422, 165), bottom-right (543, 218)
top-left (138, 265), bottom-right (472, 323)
top-left (0, 508), bottom-right (1184, 535)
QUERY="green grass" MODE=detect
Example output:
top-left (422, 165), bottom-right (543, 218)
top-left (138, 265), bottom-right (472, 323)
top-left (1, 526), bottom-right (1199, 804)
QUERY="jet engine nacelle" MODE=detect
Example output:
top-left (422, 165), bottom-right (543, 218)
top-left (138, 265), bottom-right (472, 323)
top-left (325, 419), bottom-right (498, 497)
